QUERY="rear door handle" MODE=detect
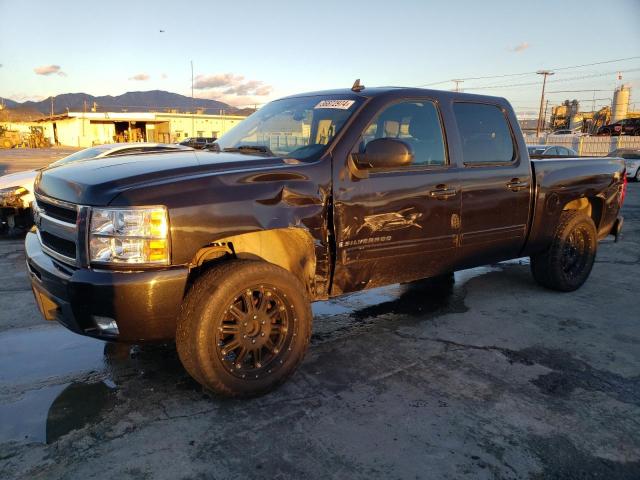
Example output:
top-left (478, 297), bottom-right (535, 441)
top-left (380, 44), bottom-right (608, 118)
top-left (429, 186), bottom-right (458, 200)
top-left (506, 179), bottom-right (529, 192)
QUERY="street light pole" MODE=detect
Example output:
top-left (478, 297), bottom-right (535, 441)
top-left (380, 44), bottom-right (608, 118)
top-left (191, 60), bottom-right (195, 139)
top-left (536, 70), bottom-right (554, 136)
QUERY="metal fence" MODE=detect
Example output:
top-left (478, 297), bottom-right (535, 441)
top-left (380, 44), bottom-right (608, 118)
top-left (523, 134), bottom-right (640, 156)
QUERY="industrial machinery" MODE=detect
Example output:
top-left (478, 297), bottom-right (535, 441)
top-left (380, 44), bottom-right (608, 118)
top-left (26, 126), bottom-right (51, 148)
top-left (0, 126), bottom-right (21, 149)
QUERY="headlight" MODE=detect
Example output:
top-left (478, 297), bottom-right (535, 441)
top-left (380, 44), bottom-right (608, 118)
top-left (89, 207), bottom-right (170, 265)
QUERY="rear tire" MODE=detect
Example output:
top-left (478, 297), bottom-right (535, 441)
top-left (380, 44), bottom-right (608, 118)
top-left (635, 168), bottom-right (640, 182)
top-left (530, 211), bottom-right (597, 292)
top-left (176, 260), bottom-right (312, 397)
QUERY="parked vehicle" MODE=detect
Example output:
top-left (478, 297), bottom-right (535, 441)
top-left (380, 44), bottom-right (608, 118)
top-left (551, 129), bottom-right (575, 135)
top-left (527, 144), bottom-right (578, 158)
top-left (0, 143), bottom-right (190, 234)
top-left (26, 86), bottom-right (626, 397)
top-left (596, 118), bottom-right (640, 136)
top-left (179, 137), bottom-right (217, 149)
top-left (608, 148), bottom-right (640, 181)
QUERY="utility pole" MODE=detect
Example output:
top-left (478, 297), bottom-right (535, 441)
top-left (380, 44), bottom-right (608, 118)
top-left (542, 99), bottom-right (549, 132)
top-left (452, 79), bottom-right (464, 92)
top-left (50, 96), bottom-right (54, 119)
top-left (191, 60), bottom-right (195, 138)
top-left (536, 70), bottom-right (554, 136)
top-left (82, 100), bottom-right (87, 138)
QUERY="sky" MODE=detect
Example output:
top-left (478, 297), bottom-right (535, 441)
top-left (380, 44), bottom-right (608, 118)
top-left (0, 0), bottom-right (639, 116)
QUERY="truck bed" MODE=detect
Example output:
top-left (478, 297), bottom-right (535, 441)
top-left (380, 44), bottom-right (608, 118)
top-left (525, 156), bottom-right (626, 255)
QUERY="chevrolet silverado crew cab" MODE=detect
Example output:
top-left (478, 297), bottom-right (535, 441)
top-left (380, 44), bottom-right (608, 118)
top-left (26, 85), bottom-right (627, 397)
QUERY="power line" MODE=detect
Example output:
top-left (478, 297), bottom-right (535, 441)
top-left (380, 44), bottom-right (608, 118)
top-left (546, 89), bottom-right (610, 93)
top-left (415, 55), bottom-right (640, 87)
top-left (465, 68), bottom-right (640, 90)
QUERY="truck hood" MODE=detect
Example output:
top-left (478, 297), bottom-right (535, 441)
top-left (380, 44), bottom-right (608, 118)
top-left (35, 150), bottom-right (290, 205)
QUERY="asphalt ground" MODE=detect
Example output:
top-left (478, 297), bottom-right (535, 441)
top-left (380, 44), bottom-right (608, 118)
top-left (0, 147), bottom-right (81, 175)
top-left (0, 149), bottom-right (638, 479)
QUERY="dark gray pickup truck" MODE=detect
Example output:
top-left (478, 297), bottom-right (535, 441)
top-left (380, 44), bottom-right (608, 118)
top-left (26, 86), bottom-right (626, 396)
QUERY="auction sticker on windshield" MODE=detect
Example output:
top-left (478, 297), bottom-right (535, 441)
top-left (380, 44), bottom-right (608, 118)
top-left (314, 100), bottom-right (356, 109)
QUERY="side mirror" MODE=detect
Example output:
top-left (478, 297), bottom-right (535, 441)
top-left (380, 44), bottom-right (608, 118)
top-left (354, 138), bottom-right (414, 169)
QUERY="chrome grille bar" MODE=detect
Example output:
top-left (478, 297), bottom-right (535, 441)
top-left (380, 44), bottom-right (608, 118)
top-left (33, 193), bottom-right (82, 267)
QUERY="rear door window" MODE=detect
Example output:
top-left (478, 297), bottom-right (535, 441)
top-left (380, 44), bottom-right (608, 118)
top-left (453, 103), bottom-right (516, 164)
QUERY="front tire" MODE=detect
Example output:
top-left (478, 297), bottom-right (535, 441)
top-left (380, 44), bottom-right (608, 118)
top-left (530, 211), bottom-right (597, 292)
top-left (176, 260), bottom-right (312, 397)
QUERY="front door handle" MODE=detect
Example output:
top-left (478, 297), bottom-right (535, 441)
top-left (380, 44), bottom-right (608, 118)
top-left (429, 186), bottom-right (458, 200)
top-left (506, 178), bottom-right (529, 192)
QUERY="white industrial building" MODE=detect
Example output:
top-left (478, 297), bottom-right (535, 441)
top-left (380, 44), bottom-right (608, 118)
top-left (23, 110), bottom-right (249, 147)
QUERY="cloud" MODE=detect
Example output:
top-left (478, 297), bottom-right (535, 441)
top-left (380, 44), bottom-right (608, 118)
top-left (129, 73), bottom-right (150, 81)
top-left (511, 42), bottom-right (530, 53)
top-left (34, 64), bottom-right (66, 76)
top-left (194, 72), bottom-right (272, 99)
top-left (193, 73), bottom-right (244, 89)
top-left (197, 90), bottom-right (269, 108)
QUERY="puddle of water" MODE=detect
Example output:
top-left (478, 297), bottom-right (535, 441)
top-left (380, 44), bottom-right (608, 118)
top-left (0, 381), bottom-right (116, 444)
top-left (0, 325), bottom-right (119, 444)
top-left (312, 265), bottom-right (506, 322)
top-left (312, 285), bottom-right (402, 317)
top-left (309, 264), bottom-right (523, 342)
top-left (0, 384), bottom-right (66, 443)
top-left (45, 381), bottom-right (117, 443)
top-left (0, 325), bottom-right (106, 387)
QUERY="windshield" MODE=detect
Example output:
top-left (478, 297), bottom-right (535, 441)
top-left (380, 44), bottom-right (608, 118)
top-left (607, 151), bottom-right (640, 159)
top-left (527, 147), bottom-right (546, 155)
top-left (50, 146), bottom-right (110, 166)
top-left (213, 95), bottom-right (364, 161)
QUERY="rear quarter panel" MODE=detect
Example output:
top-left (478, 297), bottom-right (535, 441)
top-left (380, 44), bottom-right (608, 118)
top-left (524, 157), bottom-right (625, 256)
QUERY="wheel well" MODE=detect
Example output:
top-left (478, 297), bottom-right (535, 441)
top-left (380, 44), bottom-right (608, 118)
top-left (188, 228), bottom-right (317, 296)
top-left (562, 197), bottom-right (603, 228)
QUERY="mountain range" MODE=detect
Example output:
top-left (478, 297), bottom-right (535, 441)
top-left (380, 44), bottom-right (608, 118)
top-left (0, 90), bottom-right (249, 120)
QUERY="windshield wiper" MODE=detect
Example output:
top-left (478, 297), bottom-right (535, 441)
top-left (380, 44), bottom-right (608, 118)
top-left (222, 145), bottom-right (275, 156)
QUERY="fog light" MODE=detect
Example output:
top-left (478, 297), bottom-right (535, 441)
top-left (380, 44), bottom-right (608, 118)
top-left (93, 316), bottom-right (119, 335)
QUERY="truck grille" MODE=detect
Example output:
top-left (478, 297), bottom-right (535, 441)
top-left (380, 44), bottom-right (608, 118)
top-left (36, 197), bottom-right (78, 224)
top-left (34, 194), bottom-right (82, 266)
top-left (40, 231), bottom-right (77, 259)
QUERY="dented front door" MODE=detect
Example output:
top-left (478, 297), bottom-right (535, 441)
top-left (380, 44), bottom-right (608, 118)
top-left (331, 167), bottom-right (461, 295)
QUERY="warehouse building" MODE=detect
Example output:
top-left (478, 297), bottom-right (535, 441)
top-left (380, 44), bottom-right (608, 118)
top-left (26, 110), bottom-right (249, 147)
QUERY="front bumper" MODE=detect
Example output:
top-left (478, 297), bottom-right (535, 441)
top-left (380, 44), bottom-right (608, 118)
top-left (25, 231), bottom-right (190, 342)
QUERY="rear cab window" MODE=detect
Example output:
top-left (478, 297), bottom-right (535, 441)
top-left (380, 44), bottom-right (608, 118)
top-left (453, 103), bottom-right (516, 165)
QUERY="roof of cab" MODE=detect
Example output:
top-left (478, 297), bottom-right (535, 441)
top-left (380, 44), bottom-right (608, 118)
top-left (279, 86), bottom-right (511, 106)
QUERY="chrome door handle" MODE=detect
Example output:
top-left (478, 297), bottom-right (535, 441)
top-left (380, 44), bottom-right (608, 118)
top-left (429, 187), bottom-right (458, 199)
top-left (506, 179), bottom-right (529, 192)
